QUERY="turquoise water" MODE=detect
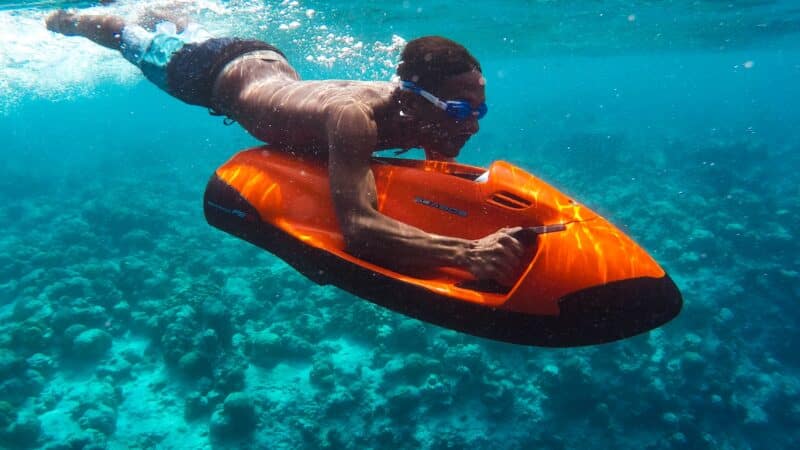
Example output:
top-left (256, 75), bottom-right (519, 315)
top-left (1, 0), bottom-right (799, 448)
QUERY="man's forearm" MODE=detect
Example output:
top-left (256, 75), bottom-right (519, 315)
top-left (342, 210), bottom-right (470, 273)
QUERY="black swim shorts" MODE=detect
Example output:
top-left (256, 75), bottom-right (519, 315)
top-left (165, 38), bottom-right (286, 114)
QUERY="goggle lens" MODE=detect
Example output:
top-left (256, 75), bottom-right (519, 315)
top-left (446, 101), bottom-right (488, 120)
top-left (401, 81), bottom-right (488, 121)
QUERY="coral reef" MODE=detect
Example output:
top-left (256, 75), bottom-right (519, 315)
top-left (2, 130), bottom-right (798, 446)
top-left (1, 2), bottom-right (798, 448)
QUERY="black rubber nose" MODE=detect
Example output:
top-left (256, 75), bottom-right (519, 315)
top-left (553, 275), bottom-right (683, 346)
top-left (433, 274), bottom-right (683, 347)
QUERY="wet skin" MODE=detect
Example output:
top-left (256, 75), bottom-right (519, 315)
top-left (46, 10), bottom-right (526, 285)
top-left (214, 59), bottom-right (524, 285)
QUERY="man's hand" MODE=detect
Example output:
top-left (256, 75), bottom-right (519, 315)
top-left (460, 227), bottom-right (528, 287)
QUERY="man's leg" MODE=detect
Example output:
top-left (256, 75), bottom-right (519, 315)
top-left (46, 8), bottom-right (206, 95)
top-left (46, 10), bottom-right (125, 50)
top-left (46, 8), bottom-right (287, 115)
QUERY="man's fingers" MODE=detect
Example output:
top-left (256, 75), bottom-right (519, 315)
top-left (469, 227), bottom-right (533, 286)
top-left (497, 233), bottom-right (525, 260)
top-left (491, 257), bottom-right (517, 282)
top-left (493, 268), bottom-right (517, 288)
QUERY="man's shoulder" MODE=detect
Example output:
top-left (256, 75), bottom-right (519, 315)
top-left (314, 80), bottom-right (394, 109)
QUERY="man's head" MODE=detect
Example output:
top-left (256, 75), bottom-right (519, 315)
top-left (397, 37), bottom-right (485, 158)
top-left (397, 36), bottom-right (481, 92)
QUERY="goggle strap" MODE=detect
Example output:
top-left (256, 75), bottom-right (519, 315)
top-left (418, 90), bottom-right (448, 111)
top-left (400, 81), bottom-right (448, 111)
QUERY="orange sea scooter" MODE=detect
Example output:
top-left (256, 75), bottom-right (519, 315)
top-left (204, 148), bottom-right (682, 347)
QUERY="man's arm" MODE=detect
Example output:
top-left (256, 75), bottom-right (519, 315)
top-left (327, 105), bottom-right (526, 285)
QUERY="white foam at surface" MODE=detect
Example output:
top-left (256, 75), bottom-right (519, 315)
top-left (0, 10), bottom-right (138, 114)
top-left (0, 0), bottom-right (406, 115)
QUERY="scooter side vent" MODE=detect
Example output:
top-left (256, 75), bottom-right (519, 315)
top-left (488, 191), bottom-right (532, 210)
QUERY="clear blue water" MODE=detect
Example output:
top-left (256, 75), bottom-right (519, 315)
top-left (1, 1), bottom-right (799, 449)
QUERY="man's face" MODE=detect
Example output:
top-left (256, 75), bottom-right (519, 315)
top-left (418, 70), bottom-right (486, 158)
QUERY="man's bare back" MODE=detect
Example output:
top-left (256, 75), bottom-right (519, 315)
top-left (214, 55), bottom-right (396, 154)
top-left (46, 9), bottom-right (527, 286)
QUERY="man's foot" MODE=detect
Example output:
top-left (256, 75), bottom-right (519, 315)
top-left (45, 9), bottom-right (126, 50)
top-left (45, 9), bottom-right (80, 35)
top-left (136, 6), bottom-right (189, 32)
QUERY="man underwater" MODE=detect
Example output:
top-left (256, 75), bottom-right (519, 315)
top-left (46, 9), bottom-right (526, 286)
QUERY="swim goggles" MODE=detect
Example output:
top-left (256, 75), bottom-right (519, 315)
top-left (400, 80), bottom-right (488, 120)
